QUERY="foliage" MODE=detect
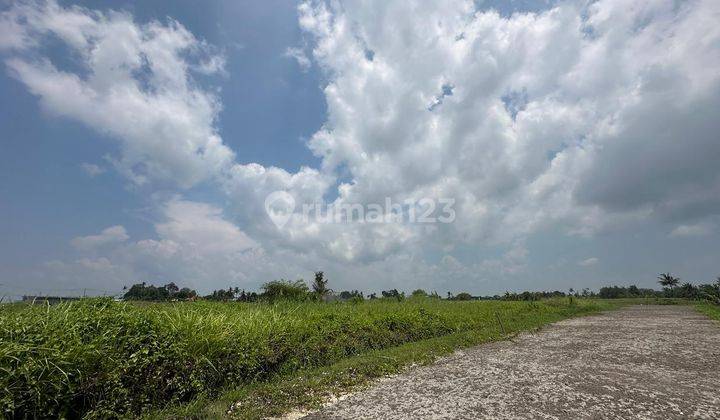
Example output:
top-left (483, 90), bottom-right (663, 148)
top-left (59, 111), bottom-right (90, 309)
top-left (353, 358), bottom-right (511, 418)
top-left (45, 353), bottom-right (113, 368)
top-left (696, 302), bottom-right (720, 321)
top-left (311, 272), bottom-right (331, 301)
top-left (204, 287), bottom-right (239, 301)
top-left (597, 285), bottom-right (658, 299)
top-left (337, 290), bottom-right (364, 301)
top-left (657, 273), bottom-right (680, 289)
top-left (236, 290), bottom-right (260, 302)
top-left (162, 299), bottom-right (618, 419)
top-left (411, 289), bottom-right (428, 297)
top-left (503, 290), bottom-right (567, 301)
top-left (381, 289), bottom-right (404, 301)
top-left (450, 292), bottom-right (473, 301)
top-left (0, 298), bottom-right (608, 418)
top-left (123, 282), bottom-right (197, 301)
top-left (260, 279), bottom-right (309, 302)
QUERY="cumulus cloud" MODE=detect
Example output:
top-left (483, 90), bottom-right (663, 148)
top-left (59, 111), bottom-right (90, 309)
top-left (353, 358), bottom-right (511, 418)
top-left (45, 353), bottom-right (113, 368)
top-left (297, 0), bottom-right (720, 248)
top-left (0, 0), bottom-right (234, 188)
top-left (154, 198), bottom-right (257, 256)
top-left (71, 225), bottom-right (129, 250)
top-left (3, 0), bottom-right (720, 293)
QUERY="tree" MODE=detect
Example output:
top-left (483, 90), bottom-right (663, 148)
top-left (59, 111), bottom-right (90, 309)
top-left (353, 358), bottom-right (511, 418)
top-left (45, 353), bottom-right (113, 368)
top-left (658, 273), bottom-right (680, 289)
top-left (411, 289), bottom-right (428, 297)
top-left (237, 289), bottom-right (259, 302)
top-left (205, 288), bottom-right (237, 301)
top-left (677, 282), bottom-right (697, 299)
top-left (338, 290), bottom-right (364, 302)
top-left (311, 271), bottom-right (331, 300)
top-left (453, 292), bottom-right (473, 301)
top-left (123, 282), bottom-right (196, 301)
top-left (164, 282), bottom-right (179, 295)
top-left (261, 279), bottom-right (309, 302)
top-left (381, 289), bottom-right (404, 301)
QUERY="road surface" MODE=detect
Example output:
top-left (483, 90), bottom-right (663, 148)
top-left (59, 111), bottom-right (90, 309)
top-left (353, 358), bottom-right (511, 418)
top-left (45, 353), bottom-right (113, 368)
top-left (303, 305), bottom-right (720, 419)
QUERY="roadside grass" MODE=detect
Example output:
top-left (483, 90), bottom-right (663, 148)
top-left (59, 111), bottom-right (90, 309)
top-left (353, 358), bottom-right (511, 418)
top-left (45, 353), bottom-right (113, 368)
top-left (1, 297), bottom-right (622, 419)
top-left (695, 302), bottom-right (720, 321)
top-left (146, 298), bottom-right (623, 419)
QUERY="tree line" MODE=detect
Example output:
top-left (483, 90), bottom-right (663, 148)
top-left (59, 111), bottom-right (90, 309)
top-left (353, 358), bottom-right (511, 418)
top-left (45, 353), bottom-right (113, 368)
top-left (122, 272), bottom-right (720, 305)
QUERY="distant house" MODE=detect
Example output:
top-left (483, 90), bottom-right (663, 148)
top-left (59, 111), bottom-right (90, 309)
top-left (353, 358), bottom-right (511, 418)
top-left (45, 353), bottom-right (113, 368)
top-left (22, 296), bottom-right (82, 305)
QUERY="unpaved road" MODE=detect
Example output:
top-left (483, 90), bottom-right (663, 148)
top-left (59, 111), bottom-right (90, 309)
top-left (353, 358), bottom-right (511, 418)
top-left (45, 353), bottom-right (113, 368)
top-left (304, 305), bottom-right (720, 419)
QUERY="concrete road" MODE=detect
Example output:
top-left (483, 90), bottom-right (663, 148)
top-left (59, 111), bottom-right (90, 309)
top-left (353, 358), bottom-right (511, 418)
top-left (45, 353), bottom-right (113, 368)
top-left (303, 305), bottom-right (720, 419)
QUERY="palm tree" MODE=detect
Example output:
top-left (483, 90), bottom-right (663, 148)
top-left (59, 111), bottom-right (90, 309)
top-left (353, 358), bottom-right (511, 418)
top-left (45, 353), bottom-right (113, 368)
top-left (657, 273), bottom-right (680, 289)
top-left (312, 271), bottom-right (331, 300)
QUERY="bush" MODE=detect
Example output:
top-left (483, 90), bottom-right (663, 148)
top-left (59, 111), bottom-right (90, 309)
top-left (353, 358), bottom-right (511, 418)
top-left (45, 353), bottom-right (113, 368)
top-left (411, 289), bottom-right (428, 298)
top-left (260, 279), bottom-right (309, 302)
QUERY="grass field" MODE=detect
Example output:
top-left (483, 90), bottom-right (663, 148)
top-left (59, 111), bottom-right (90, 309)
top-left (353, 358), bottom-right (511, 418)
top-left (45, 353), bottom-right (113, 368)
top-left (1, 297), bottom-right (621, 418)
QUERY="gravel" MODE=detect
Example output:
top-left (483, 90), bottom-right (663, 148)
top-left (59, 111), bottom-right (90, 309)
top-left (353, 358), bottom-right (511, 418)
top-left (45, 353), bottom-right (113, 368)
top-left (303, 305), bottom-right (720, 419)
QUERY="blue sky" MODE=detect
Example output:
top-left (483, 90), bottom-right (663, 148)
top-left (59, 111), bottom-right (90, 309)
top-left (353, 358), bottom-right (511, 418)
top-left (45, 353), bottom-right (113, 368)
top-left (0, 1), bottom-right (325, 293)
top-left (1, 0), bottom-right (719, 298)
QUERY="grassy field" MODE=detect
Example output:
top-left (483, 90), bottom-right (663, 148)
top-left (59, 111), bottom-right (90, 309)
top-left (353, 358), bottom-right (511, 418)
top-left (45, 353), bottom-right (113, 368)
top-left (1, 297), bottom-right (621, 418)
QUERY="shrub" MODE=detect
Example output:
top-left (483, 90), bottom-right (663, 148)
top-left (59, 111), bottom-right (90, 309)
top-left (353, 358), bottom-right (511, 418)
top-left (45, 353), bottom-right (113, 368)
top-left (411, 289), bottom-right (428, 297)
top-left (260, 280), bottom-right (309, 302)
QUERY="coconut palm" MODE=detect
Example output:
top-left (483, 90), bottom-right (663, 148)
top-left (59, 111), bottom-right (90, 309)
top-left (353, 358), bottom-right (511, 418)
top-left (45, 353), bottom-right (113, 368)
top-left (657, 273), bottom-right (680, 289)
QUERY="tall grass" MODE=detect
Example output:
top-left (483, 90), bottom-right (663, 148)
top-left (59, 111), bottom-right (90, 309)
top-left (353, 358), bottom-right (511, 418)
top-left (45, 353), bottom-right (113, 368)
top-left (696, 302), bottom-right (720, 321)
top-left (1, 297), bottom-right (607, 418)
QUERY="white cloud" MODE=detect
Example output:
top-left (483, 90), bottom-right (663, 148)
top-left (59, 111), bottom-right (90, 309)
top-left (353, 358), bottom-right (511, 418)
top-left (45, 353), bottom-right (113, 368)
top-left (3, 0), bottom-right (720, 293)
top-left (154, 198), bottom-right (257, 256)
top-left (284, 46), bottom-right (311, 71)
top-left (578, 257), bottom-right (599, 267)
top-left (80, 163), bottom-right (105, 177)
top-left (71, 225), bottom-right (129, 250)
top-left (1, 1), bottom-right (234, 188)
top-left (669, 221), bottom-right (715, 238)
top-left (287, 0), bottom-right (720, 257)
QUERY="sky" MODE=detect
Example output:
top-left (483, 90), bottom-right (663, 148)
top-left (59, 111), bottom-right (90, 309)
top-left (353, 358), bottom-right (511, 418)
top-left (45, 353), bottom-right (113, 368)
top-left (0, 0), bottom-right (719, 299)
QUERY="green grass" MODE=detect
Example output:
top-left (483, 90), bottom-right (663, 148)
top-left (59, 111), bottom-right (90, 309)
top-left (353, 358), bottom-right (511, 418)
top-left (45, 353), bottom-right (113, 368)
top-left (696, 302), bottom-right (720, 321)
top-left (1, 297), bottom-right (621, 418)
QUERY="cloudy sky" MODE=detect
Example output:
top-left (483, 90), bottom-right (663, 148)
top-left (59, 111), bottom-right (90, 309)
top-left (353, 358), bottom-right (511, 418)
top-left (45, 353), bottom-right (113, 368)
top-left (1, 0), bottom-right (718, 298)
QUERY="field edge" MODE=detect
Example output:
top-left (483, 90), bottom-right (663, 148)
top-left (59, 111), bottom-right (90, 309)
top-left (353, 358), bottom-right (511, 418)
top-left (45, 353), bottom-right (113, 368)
top-left (695, 302), bottom-right (720, 321)
top-left (145, 299), bottom-right (626, 420)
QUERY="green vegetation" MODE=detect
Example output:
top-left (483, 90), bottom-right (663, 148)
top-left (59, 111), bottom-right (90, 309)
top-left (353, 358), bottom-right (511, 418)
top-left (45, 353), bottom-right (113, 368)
top-left (0, 297), bottom-right (616, 419)
top-left (123, 282), bottom-right (198, 301)
top-left (311, 271), bottom-right (331, 301)
top-left (696, 302), bottom-right (720, 321)
top-left (5, 271), bottom-right (719, 418)
top-left (153, 299), bottom-right (612, 420)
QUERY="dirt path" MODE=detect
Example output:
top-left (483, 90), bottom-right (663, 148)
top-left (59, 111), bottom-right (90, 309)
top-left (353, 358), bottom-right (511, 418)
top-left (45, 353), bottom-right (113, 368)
top-left (303, 305), bottom-right (720, 419)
